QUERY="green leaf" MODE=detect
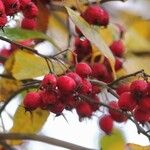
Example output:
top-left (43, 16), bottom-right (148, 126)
top-left (100, 129), bottom-right (125, 150)
top-left (10, 107), bottom-right (49, 145)
top-left (66, 7), bottom-right (116, 77)
top-left (5, 50), bottom-right (69, 80)
top-left (0, 28), bottom-right (61, 50)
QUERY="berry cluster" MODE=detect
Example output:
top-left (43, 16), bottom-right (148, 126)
top-left (23, 62), bottom-right (101, 120)
top-left (0, 0), bottom-right (38, 29)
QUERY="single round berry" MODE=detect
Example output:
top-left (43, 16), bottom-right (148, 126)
top-left (21, 17), bottom-right (37, 29)
top-left (110, 40), bottom-right (125, 57)
top-left (75, 62), bottom-right (92, 78)
top-left (130, 80), bottom-right (147, 100)
top-left (80, 79), bottom-right (92, 94)
top-left (76, 101), bottom-right (92, 119)
top-left (116, 83), bottom-right (130, 95)
top-left (139, 97), bottom-right (150, 112)
top-left (0, 0), bottom-right (5, 15)
top-left (133, 107), bottom-right (150, 124)
top-left (99, 115), bottom-right (113, 134)
top-left (57, 75), bottom-right (76, 94)
top-left (118, 92), bottom-right (137, 111)
top-left (19, 0), bottom-right (31, 9)
top-left (108, 101), bottom-right (127, 123)
top-left (23, 91), bottom-right (41, 111)
top-left (82, 5), bottom-right (109, 26)
top-left (41, 74), bottom-right (57, 89)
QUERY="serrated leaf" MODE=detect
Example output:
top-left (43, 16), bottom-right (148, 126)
top-left (100, 129), bottom-right (125, 150)
top-left (5, 50), bottom-right (69, 80)
top-left (0, 28), bottom-right (61, 50)
top-left (66, 7), bottom-right (116, 77)
top-left (10, 107), bottom-right (49, 145)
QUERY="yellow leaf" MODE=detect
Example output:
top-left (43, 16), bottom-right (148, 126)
top-left (66, 7), bottom-right (116, 78)
top-left (0, 78), bottom-right (22, 102)
top-left (123, 55), bottom-right (150, 75)
top-left (100, 129), bottom-right (126, 150)
top-left (126, 143), bottom-right (150, 150)
top-left (10, 107), bottom-right (49, 145)
top-left (5, 50), bottom-right (69, 80)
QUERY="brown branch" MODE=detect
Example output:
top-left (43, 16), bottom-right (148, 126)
top-left (0, 74), bottom-right (15, 80)
top-left (0, 133), bottom-right (96, 150)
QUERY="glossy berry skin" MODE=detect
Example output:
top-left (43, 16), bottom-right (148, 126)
top-left (23, 91), bottom-right (41, 111)
top-left (21, 18), bottom-right (37, 29)
top-left (41, 74), bottom-right (57, 89)
top-left (76, 101), bottom-right (92, 119)
top-left (110, 40), bottom-right (125, 57)
top-left (108, 101), bottom-right (127, 123)
top-left (57, 75), bottom-right (76, 94)
top-left (99, 115), bottom-right (113, 134)
top-left (118, 92), bottom-right (137, 111)
top-left (81, 5), bottom-right (109, 26)
top-left (133, 107), bottom-right (150, 124)
top-left (139, 97), bottom-right (150, 112)
top-left (116, 83), bottom-right (130, 95)
top-left (130, 80), bottom-right (147, 100)
top-left (75, 62), bottom-right (92, 78)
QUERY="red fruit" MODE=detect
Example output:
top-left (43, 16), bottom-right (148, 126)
top-left (92, 84), bottom-right (101, 95)
top-left (76, 101), bottom-right (92, 119)
top-left (21, 17), bottom-right (37, 29)
top-left (130, 80), bottom-right (147, 100)
top-left (108, 101), bottom-right (127, 122)
top-left (0, 48), bottom-right (12, 58)
top-left (19, 0), bottom-right (31, 9)
top-left (23, 91), bottom-right (41, 111)
top-left (0, 14), bottom-right (7, 28)
top-left (99, 115), bottom-right (113, 134)
top-left (118, 92), bottom-right (137, 111)
top-left (115, 57), bottom-right (123, 71)
top-left (40, 91), bottom-right (57, 105)
top-left (3, 0), bottom-right (20, 16)
top-left (75, 62), bottom-right (92, 78)
top-left (66, 72), bottom-right (82, 87)
top-left (88, 95), bottom-right (100, 112)
top-left (82, 5), bottom-right (109, 26)
top-left (116, 83), bottom-right (130, 95)
top-left (0, 0), bottom-right (5, 15)
top-left (81, 79), bottom-right (92, 94)
top-left (91, 63), bottom-right (108, 80)
top-left (23, 2), bottom-right (38, 18)
top-left (110, 40), bottom-right (125, 57)
top-left (139, 97), bottom-right (150, 112)
top-left (133, 107), bottom-right (150, 124)
top-left (41, 74), bottom-right (57, 89)
top-left (57, 75), bottom-right (76, 94)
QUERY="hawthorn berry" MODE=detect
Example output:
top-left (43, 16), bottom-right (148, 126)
top-left (108, 101), bottom-right (127, 123)
top-left (57, 75), bottom-right (76, 94)
top-left (81, 5), bottom-right (109, 26)
top-left (80, 79), bottom-right (92, 94)
top-left (19, 0), bottom-right (31, 9)
top-left (88, 95), bottom-right (100, 112)
top-left (76, 101), bottom-right (93, 119)
top-left (21, 17), bottom-right (37, 29)
top-left (0, 14), bottom-right (7, 28)
top-left (118, 92), bottom-right (137, 111)
top-left (0, 0), bottom-right (5, 15)
top-left (110, 40), bottom-right (125, 57)
top-left (139, 97), bottom-right (150, 112)
top-left (99, 115), bottom-right (113, 134)
top-left (130, 80), bottom-right (147, 100)
top-left (116, 83), bottom-right (130, 95)
top-left (75, 62), bottom-right (92, 78)
top-left (23, 91), bottom-right (41, 111)
top-left (91, 84), bottom-right (101, 95)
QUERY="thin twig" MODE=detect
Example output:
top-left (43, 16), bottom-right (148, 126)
top-left (0, 133), bottom-right (96, 150)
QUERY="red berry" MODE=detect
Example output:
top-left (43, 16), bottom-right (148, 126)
top-left (80, 79), bottom-right (92, 94)
top-left (130, 80), bottom-right (147, 100)
top-left (66, 72), bottom-right (82, 87)
top-left (116, 83), bottom-right (130, 95)
top-left (3, 0), bottom-right (20, 16)
top-left (19, 0), bottom-right (31, 9)
top-left (41, 74), bottom-right (57, 89)
top-left (92, 84), bottom-right (101, 95)
top-left (110, 40), bottom-right (125, 57)
top-left (76, 101), bottom-right (92, 119)
top-left (118, 92), bottom-right (137, 111)
top-left (0, 0), bottom-right (5, 15)
top-left (0, 14), bottom-right (7, 28)
top-left (88, 95), bottom-right (100, 112)
top-left (21, 17), bottom-right (37, 29)
top-left (99, 115), bottom-right (113, 134)
top-left (115, 57), bottom-right (123, 71)
top-left (108, 101), bottom-right (127, 123)
top-left (139, 97), bottom-right (150, 112)
top-left (133, 107), bottom-right (150, 124)
top-left (0, 48), bottom-right (12, 58)
top-left (23, 91), bottom-right (41, 111)
top-left (82, 5), bottom-right (109, 26)
top-left (57, 75), bottom-right (76, 94)
top-left (23, 2), bottom-right (38, 18)
top-left (75, 62), bottom-right (92, 78)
